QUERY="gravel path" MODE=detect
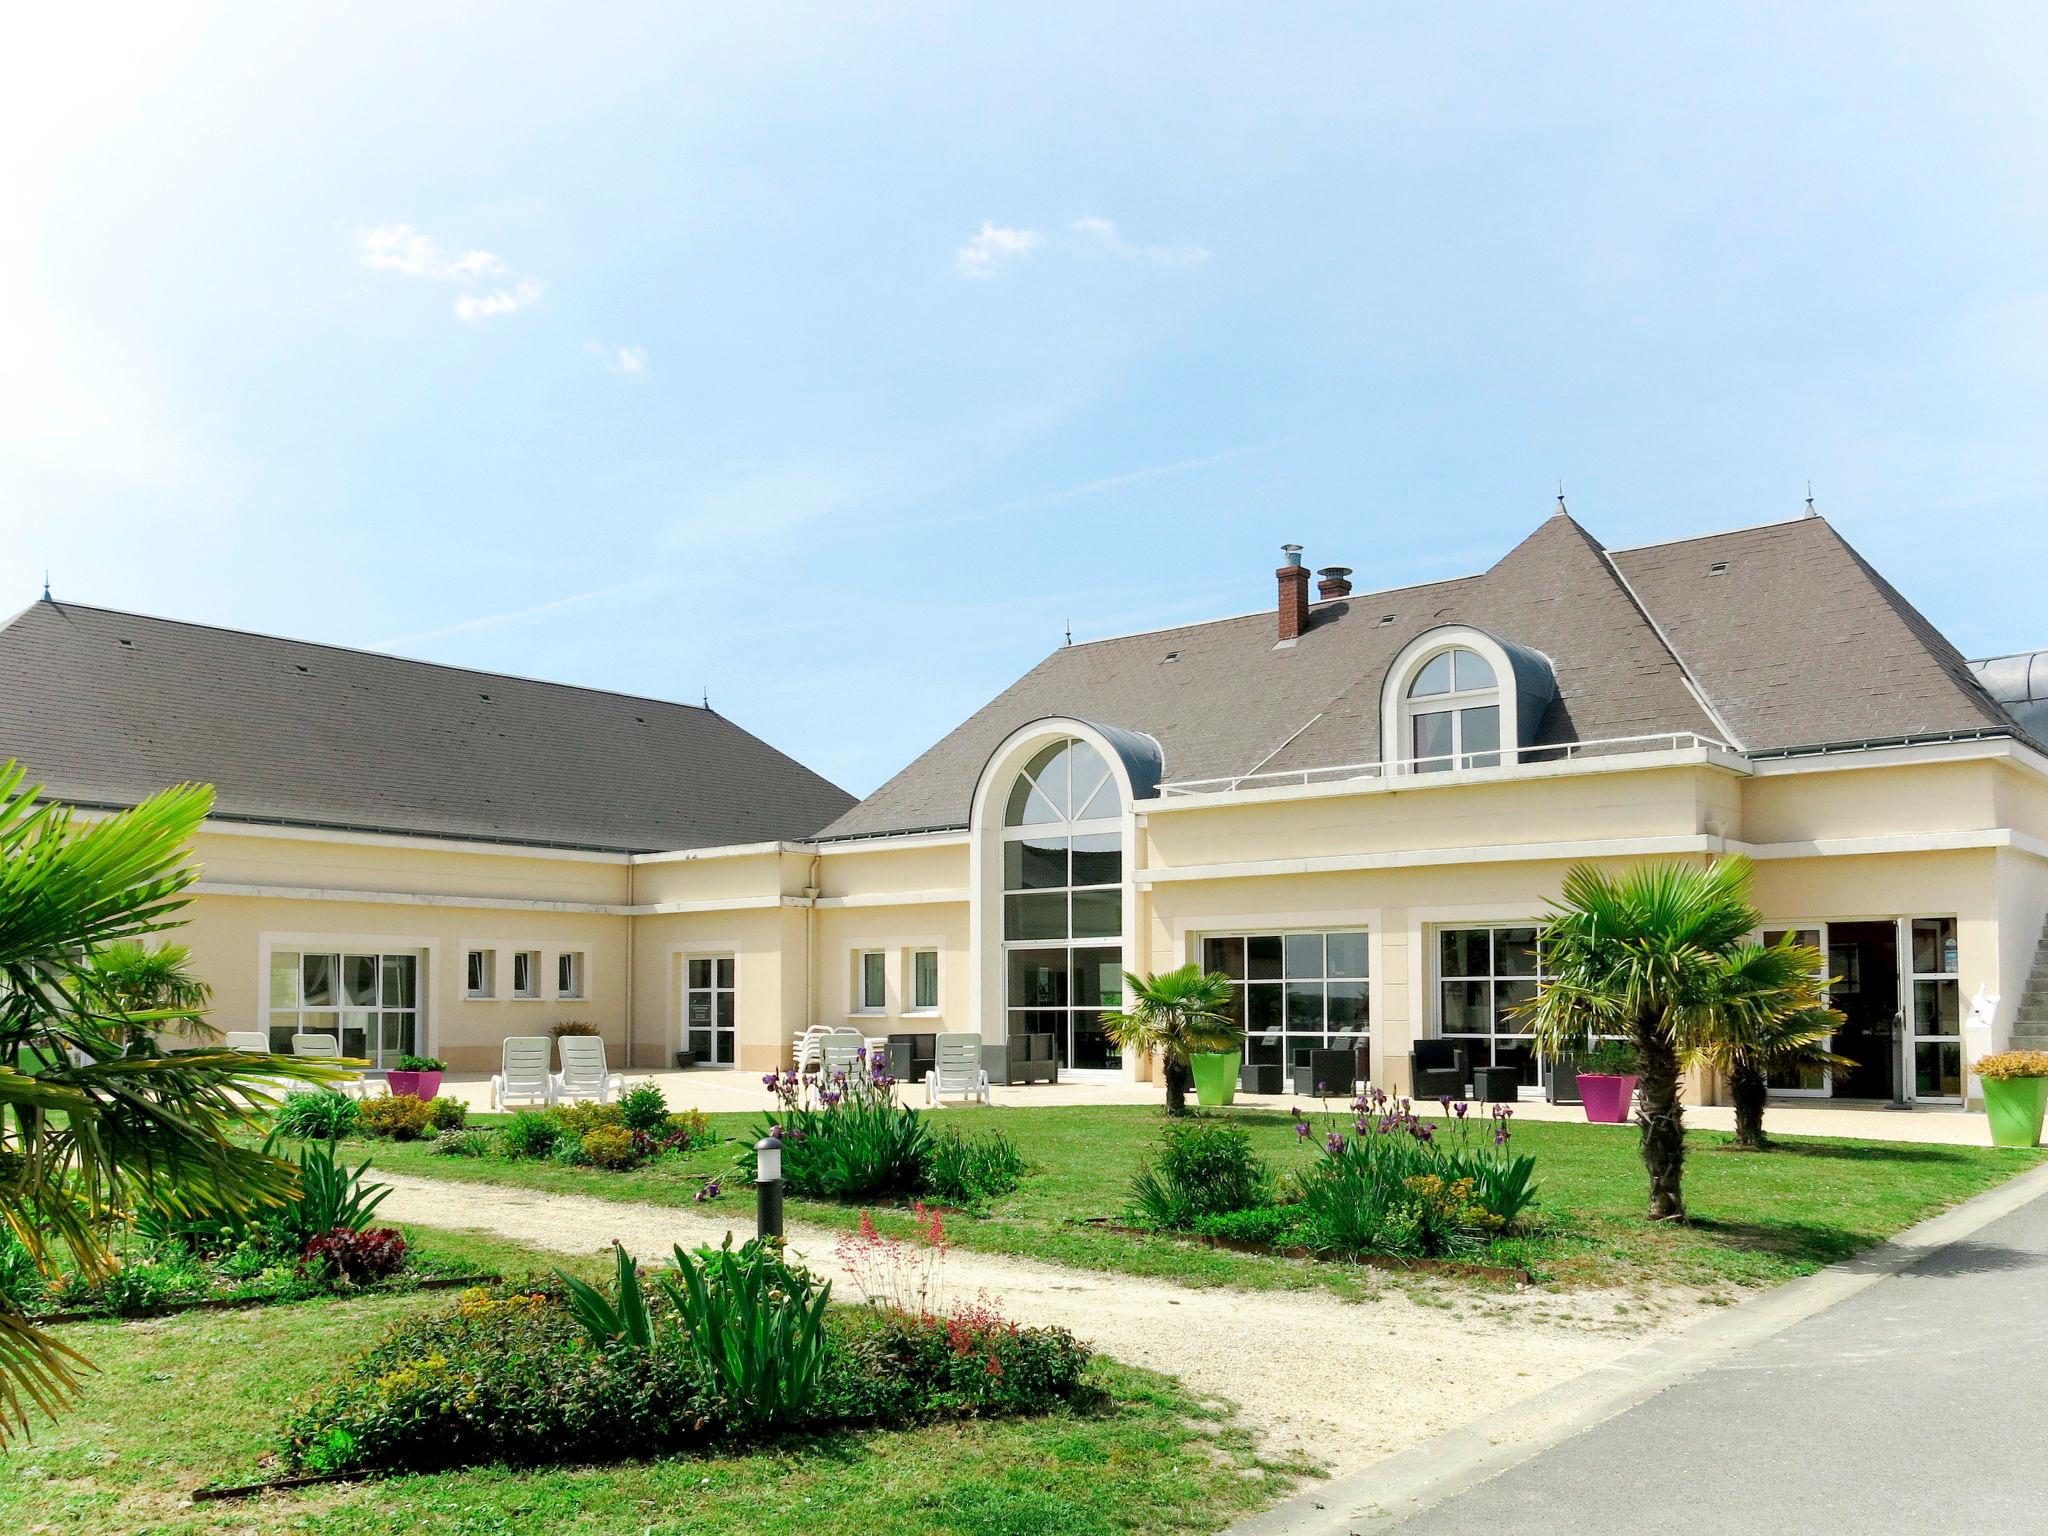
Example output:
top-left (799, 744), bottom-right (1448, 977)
top-left (378, 1172), bottom-right (1708, 1476)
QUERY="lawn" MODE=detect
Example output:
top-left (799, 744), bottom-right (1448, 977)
top-left (354, 1104), bottom-right (2045, 1295)
top-left (3, 1226), bottom-right (1295, 1536)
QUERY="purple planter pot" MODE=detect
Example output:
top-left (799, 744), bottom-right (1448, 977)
top-left (385, 1070), bottom-right (443, 1101)
top-left (1577, 1072), bottom-right (1637, 1124)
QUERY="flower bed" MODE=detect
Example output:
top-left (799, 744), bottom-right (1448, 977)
top-left (283, 1239), bottom-right (1091, 1479)
top-left (1128, 1090), bottom-right (1540, 1264)
top-left (753, 1057), bottom-right (1026, 1205)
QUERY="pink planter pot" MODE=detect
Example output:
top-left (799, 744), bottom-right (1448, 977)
top-left (385, 1070), bottom-right (443, 1101)
top-left (1577, 1073), bottom-right (1637, 1124)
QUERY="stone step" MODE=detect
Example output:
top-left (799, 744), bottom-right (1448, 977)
top-left (2012, 1035), bottom-right (2048, 1052)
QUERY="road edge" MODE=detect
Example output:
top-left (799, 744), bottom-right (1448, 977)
top-left (1226, 1155), bottom-right (2048, 1535)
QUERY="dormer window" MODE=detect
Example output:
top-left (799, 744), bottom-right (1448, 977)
top-left (1404, 646), bottom-right (1502, 772)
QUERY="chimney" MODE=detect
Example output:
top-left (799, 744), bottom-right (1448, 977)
top-left (1316, 565), bottom-right (1353, 601)
top-left (1276, 544), bottom-right (1309, 641)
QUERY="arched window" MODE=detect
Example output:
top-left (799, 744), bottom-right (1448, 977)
top-left (1404, 646), bottom-right (1501, 773)
top-left (1001, 737), bottom-right (1124, 1071)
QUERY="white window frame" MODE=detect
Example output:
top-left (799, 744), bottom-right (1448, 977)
top-left (855, 949), bottom-right (888, 1014)
top-left (510, 948), bottom-right (541, 1000)
top-left (554, 948), bottom-right (588, 1001)
top-left (906, 947), bottom-right (941, 1016)
top-left (266, 942), bottom-right (426, 1069)
top-left (680, 950), bottom-right (738, 1067)
top-left (1431, 921), bottom-right (1550, 1097)
top-left (1380, 627), bottom-right (1519, 775)
top-left (465, 948), bottom-right (496, 1000)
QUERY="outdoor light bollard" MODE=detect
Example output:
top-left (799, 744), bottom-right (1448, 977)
top-left (754, 1135), bottom-right (784, 1241)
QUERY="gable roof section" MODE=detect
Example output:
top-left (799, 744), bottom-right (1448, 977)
top-left (1610, 518), bottom-right (2015, 752)
top-left (0, 601), bottom-right (855, 853)
top-left (818, 512), bottom-right (1726, 839)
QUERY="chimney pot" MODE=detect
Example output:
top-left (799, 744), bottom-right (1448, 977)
top-left (1275, 545), bottom-right (1310, 641)
top-left (1316, 565), bottom-right (1353, 600)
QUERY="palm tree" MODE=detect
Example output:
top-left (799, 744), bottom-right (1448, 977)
top-left (1684, 937), bottom-right (1848, 1151)
top-left (80, 941), bottom-right (213, 1045)
top-left (1522, 858), bottom-right (1762, 1221)
top-left (0, 762), bottom-right (338, 1440)
top-left (1100, 966), bottom-right (1240, 1116)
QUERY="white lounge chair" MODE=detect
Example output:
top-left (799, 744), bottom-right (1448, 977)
top-left (793, 1024), bottom-right (833, 1079)
top-left (492, 1036), bottom-right (555, 1111)
top-left (291, 1033), bottom-right (382, 1098)
top-left (926, 1031), bottom-right (991, 1107)
top-left (553, 1034), bottom-right (624, 1104)
top-left (820, 1028), bottom-right (868, 1080)
top-left (223, 1031), bottom-right (270, 1053)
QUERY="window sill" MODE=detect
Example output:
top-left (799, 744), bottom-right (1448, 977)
top-left (465, 993), bottom-right (496, 1002)
top-left (901, 1010), bottom-right (941, 1020)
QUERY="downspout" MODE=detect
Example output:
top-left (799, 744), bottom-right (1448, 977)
top-left (803, 853), bottom-right (822, 1033)
top-left (624, 857), bottom-right (636, 1068)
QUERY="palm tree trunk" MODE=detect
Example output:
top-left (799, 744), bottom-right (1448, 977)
top-left (1634, 1015), bottom-right (1686, 1221)
top-left (1730, 1057), bottom-right (1770, 1150)
top-left (1162, 1055), bottom-right (1190, 1116)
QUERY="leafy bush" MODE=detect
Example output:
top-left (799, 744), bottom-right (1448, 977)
top-left (94, 1253), bottom-right (208, 1313)
top-left (501, 1110), bottom-right (560, 1159)
top-left (1576, 1039), bottom-right (1641, 1076)
top-left (358, 1094), bottom-right (436, 1141)
top-left (428, 1127), bottom-right (497, 1158)
top-left (426, 1097), bottom-right (468, 1132)
top-left (1129, 1119), bottom-right (1270, 1230)
top-left (134, 1137), bottom-right (389, 1256)
top-left (274, 1089), bottom-right (361, 1140)
top-left (662, 1109), bottom-right (711, 1150)
top-left (1189, 1205), bottom-right (1303, 1246)
top-left (302, 1227), bottom-right (408, 1284)
top-left (618, 1081), bottom-right (670, 1134)
top-left (0, 1230), bottom-right (43, 1308)
top-left (578, 1125), bottom-right (638, 1170)
top-left (756, 1062), bottom-right (930, 1199)
top-left (396, 1054), bottom-right (447, 1072)
top-left (922, 1126), bottom-right (1025, 1205)
top-left (551, 1021), bottom-right (602, 1039)
top-left (821, 1303), bottom-right (1091, 1422)
top-left (551, 1099), bottom-right (626, 1137)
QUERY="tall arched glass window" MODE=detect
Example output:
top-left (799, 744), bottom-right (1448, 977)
top-left (1002, 737), bottom-right (1124, 1071)
top-left (1405, 646), bottom-right (1502, 772)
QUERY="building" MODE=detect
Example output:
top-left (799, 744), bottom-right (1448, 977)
top-left (9, 506), bottom-right (2048, 1107)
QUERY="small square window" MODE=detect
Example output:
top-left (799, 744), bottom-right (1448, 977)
top-left (557, 951), bottom-right (586, 1000)
top-left (465, 949), bottom-right (495, 999)
top-left (858, 951), bottom-right (887, 1012)
top-left (911, 949), bottom-right (939, 1012)
top-left (512, 950), bottom-right (540, 999)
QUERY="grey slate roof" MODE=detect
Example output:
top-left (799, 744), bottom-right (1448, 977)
top-left (0, 601), bottom-right (855, 853)
top-left (820, 512), bottom-right (2024, 839)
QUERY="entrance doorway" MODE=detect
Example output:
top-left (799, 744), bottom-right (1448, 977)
top-left (1826, 922), bottom-right (1900, 1100)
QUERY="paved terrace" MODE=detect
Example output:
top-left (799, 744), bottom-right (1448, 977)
top-left (432, 1069), bottom-right (1997, 1145)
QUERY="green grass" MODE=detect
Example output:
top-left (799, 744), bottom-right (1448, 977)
top-left (359, 1105), bottom-right (2046, 1295)
top-left (3, 1226), bottom-right (1293, 1536)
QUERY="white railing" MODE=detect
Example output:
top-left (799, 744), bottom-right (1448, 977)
top-left (1156, 732), bottom-right (1734, 798)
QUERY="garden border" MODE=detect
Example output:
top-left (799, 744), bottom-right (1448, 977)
top-left (1074, 1218), bottom-right (1536, 1285)
top-left (33, 1271), bottom-right (499, 1326)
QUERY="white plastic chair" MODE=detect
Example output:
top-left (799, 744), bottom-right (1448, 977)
top-left (820, 1028), bottom-right (867, 1079)
top-left (223, 1031), bottom-right (270, 1053)
top-left (793, 1024), bottom-right (832, 1079)
top-left (553, 1034), bottom-right (624, 1104)
top-left (926, 1031), bottom-right (990, 1107)
top-left (492, 1036), bottom-right (555, 1111)
top-left (291, 1033), bottom-right (382, 1098)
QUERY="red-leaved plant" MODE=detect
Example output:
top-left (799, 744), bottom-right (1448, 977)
top-left (301, 1226), bottom-right (408, 1284)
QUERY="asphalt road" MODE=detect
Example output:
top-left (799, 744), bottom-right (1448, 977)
top-left (1394, 1184), bottom-right (2048, 1534)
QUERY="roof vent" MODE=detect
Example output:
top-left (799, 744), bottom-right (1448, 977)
top-left (116, 638), bottom-right (133, 648)
top-left (294, 664), bottom-right (309, 674)
top-left (479, 692), bottom-right (492, 702)
top-left (1708, 561), bottom-right (1729, 576)
top-left (1316, 566), bottom-right (1353, 600)
top-left (1374, 613), bottom-right (1396, 628)
top-left (1162, 650), bottom-right (1180, 663)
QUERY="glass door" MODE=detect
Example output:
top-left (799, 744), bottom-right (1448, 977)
top-left (1762, 926), bottom-right (1830, 1096)
top-left (1904, 917), bottom-right (1962, 1102)
top-left (268, 949), bottom-right (421, 1067)
top-left (684, 956), bottom-right (736, 1067)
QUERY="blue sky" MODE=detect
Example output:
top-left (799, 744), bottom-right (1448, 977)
top-left (7, 4), bottom-right (2048, 795)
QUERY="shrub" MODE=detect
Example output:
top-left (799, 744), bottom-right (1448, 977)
top-left (578, 1125), bottom-right (638, 1170)
top-left (359, 1093), bottom-right (436, 1141)
top-left (425, 1097), bottom-right (469, 1132)
top-left (756, 1062), bottom-right (929, 1199)
top-left (94, 1254), bottom-right (208, 1313)
top-left (618, 1081), bottom-right (669, 1134)
top-left (274, 1089), bottom-right (361, 1140)
top-left (1577, 1039), bottom-right (1641, 1076)
top-left (551, 1099), bottom-right (626, 1137)
top-left (1189, 1205), bottom-right (1303, 1246)
top-left (660, 1109), bottom-right (711, 1151)
top-left (429, 1128), bottom-right (497, 1158)
top-left (0, 1230), bottom-right (43, 1309)
top-left (1973, 1050), bottom-right (2048, 1080)
top-left (1129, 1119), bottom-right (1269, 1230)
top-left (396, 1054), bottom-right (447, 1072)
top-left (922, 1127), bottom-right (1025, 1205)
top-left (135, 1136), bottom-right (389, 1256)
top-left (822, 1304), bottom-right (1091, 1422)
top-left (551, 1021), bottom-right (602, 1039)
top-left (302, 1226), bottom-right (409, 1284)
top-left (501, 1110), bottom-right (560, 1159)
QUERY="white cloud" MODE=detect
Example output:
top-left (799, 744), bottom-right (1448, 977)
top-left (955, 221), bottom-right (1044, 279)
top-left (587, 341), bottom-right (650, 375)
top-left (455, 280), bottom-right (544, 323)
top-left (1072, 216), bottom-right (1210, 266)
top-left (355, 223), bottom-right (506, 282)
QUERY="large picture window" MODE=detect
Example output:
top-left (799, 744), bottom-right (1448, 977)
top-left (1202, 931), bottom-right (1368, 1075)
top-left (1436, 926), bottom-right (1544, 1086)
top-left (269, 949), bottom-right (421, 1067)
top-left (1003, 736), bottom-right (1123, 1071)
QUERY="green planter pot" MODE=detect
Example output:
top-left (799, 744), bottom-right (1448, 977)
top-left (1984, 1075), bottom-right (2048, 1148)
top-left (1190, 1051), bottom-right (1241, 1107)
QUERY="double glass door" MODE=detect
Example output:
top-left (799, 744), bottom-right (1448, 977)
top-left (683, 956), bottom-right (736, 1067)
top-left (1762, 917), bottom-right (1960, 1102)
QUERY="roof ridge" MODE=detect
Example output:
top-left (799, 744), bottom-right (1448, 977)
top-left (1064, 571), bottom-right (1486, 651)
top-left (24, 599), bottom-right (717, 718)
top-left (1606, 513), bottom-right (1817, 553)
